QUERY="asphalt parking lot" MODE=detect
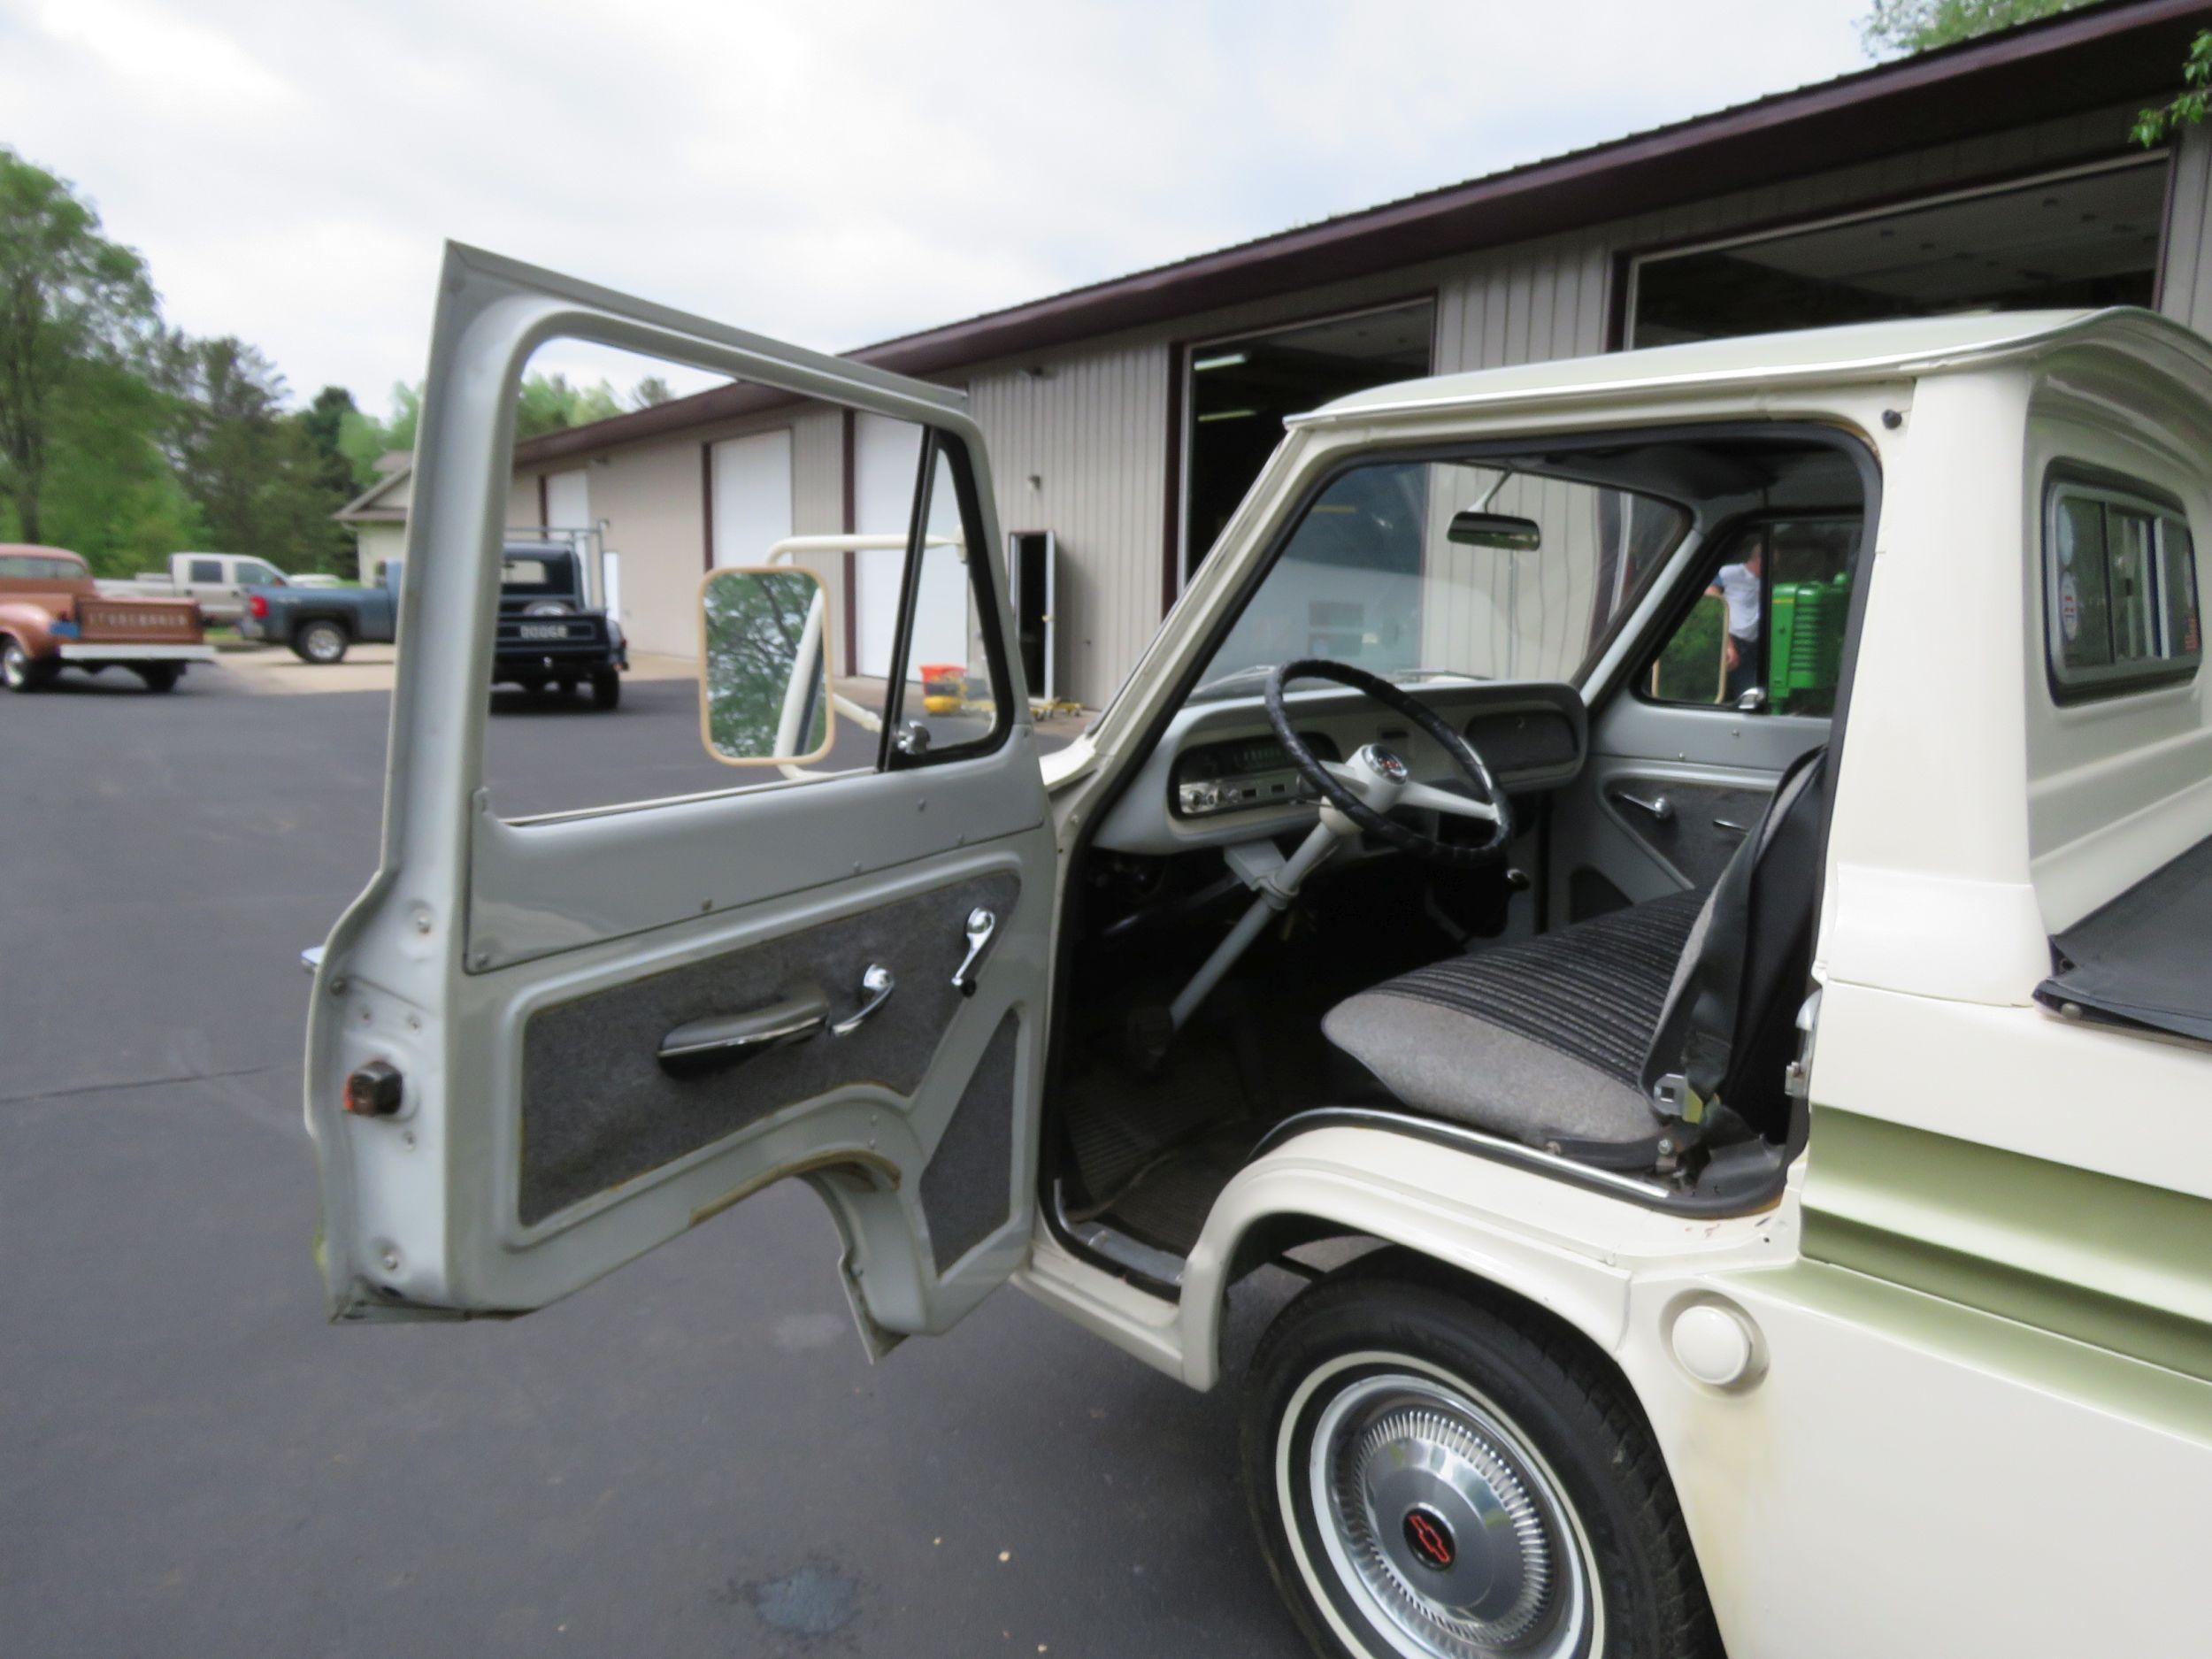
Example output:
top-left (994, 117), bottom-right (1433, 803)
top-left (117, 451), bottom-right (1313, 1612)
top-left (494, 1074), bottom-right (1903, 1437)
top-left (2, 661), bottom-right (1305, 1657)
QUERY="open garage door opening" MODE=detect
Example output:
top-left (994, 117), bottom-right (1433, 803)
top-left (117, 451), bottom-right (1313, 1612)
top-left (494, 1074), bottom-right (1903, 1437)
top-left (1179, 300), bottom-right (1433, 588)
top-left (1629, 157), bottom-right (2167, 348)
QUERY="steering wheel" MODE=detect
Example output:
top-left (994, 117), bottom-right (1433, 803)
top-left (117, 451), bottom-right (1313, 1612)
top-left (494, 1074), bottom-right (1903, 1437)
top-left (1263, 659), bottom-right (1515, 865)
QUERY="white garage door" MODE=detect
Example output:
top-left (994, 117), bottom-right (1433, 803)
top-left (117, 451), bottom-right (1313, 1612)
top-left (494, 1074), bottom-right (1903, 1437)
top-left (852, 414), bottom-right (970, 680)
top-left (544, 469), bottom-right (590, 535)
top-left (710, 430), bottom-right (793, 568)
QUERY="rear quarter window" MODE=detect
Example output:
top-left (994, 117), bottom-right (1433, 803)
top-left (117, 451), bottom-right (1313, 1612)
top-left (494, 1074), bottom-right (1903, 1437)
top-left (2044, 472), bottom-right (2200, 703)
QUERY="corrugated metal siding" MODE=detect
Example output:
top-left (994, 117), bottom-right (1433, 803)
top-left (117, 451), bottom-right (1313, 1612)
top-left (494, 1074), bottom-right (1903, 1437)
top-left (1433, 233), bottom-right (1613, 373)
top-left (967, 342), bottom-right (1169, 707)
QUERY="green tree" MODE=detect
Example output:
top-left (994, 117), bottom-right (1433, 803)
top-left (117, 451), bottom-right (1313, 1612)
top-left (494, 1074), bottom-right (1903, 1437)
top-left (338, 380), bottom-right (419, 488)
top-left (0, 148), bottom-right (160, 543)
top-left (514, 372), bottom-right (622, 439)
top-left (2136, 31), bottom-right (2212, 147)
top-left (295, 385), bottom-right (365, 575)
top-left (336, 371), bottom-right (625, 477)
top-left (159, 334), bottom-right (349, 568)
top-left (631, 375), bottom-right (674, 409)
top-left (11, 357), bottom-right (207, 575)
top-left (1859, 0), bottom-right (2085, 57)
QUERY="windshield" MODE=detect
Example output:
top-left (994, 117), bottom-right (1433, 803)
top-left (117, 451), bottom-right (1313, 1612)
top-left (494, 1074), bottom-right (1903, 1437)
top-left (1191, 458), bottom-right (1687, 701)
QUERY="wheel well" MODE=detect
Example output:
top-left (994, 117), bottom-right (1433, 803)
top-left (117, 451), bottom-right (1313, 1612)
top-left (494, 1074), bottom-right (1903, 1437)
top-left (295, 613), bottom-right (351, 635)
top-left (1233, 1225), bottom-right (1649, 1434)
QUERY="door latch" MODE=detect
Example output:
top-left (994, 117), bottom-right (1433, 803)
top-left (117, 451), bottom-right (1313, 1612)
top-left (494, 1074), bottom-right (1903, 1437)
top-left (1611, 789), bottom-right (1673, 823)
top-left (950, 908), bottom-right (998, 997)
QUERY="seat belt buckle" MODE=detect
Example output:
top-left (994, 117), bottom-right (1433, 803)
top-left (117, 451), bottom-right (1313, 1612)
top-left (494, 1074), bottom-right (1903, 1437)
top-left (1652, 1072), bottom-right (1705, 1126)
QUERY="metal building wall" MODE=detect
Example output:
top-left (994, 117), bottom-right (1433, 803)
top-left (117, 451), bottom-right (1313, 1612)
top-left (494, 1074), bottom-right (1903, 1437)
top-left (965, 342), bottom-right (1170, 710)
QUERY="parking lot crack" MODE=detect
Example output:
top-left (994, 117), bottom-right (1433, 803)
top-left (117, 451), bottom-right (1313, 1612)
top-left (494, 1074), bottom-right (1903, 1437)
top-left (0, 1060), bottom-right (294, 1109)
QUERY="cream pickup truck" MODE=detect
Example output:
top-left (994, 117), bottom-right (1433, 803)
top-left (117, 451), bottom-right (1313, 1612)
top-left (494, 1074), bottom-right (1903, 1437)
top-left (99, 551), bottom-right (338, 624)
top-left (303, 247), bottom-right (2212, 1659)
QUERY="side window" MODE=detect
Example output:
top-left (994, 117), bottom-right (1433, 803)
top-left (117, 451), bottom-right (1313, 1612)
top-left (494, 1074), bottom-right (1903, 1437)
top-left (188, 558), bottom-right (223, 584)
top-left (1645, 518), bottom-right (1858, 716)
top-left (2046, 474), bottom-right (2201, 700)
top-left (880, 437), bottom-right (1007, 764)
top-left (479, 336), bottom-right (1007, 821)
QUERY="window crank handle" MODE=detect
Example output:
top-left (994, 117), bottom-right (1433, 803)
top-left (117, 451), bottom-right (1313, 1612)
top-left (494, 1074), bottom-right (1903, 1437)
top-left (951, 907), bottom-right (998, 997)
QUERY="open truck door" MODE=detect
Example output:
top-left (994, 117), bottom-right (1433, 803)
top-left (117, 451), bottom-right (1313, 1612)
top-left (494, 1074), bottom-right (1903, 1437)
top-left (304, 245), bottom-right (1054, 1347)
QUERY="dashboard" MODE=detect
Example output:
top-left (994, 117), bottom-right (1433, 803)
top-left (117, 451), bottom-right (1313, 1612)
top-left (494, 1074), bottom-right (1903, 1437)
top-left (1094, 680), bottom-right (1587, 856)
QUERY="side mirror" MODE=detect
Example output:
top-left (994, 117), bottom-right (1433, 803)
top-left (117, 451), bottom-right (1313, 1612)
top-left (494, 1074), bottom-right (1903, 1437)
top-left (698, 565), bottom-right (835, 765)
top-left (1447, 511), bottom-right (1543, 551)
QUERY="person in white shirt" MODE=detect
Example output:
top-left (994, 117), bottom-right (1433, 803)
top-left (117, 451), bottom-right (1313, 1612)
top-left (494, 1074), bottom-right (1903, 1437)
top-left (1707, 544), bottom-right (1763, 703)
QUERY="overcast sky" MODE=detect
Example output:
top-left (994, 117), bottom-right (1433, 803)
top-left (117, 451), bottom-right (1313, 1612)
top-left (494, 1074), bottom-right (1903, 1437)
top-left (2, 0), bottom-right (1875, 417)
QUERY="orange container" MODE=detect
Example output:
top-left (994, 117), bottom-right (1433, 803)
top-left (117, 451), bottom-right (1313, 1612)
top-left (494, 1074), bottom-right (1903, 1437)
top-left (919, 663), bottom-right (964, 715)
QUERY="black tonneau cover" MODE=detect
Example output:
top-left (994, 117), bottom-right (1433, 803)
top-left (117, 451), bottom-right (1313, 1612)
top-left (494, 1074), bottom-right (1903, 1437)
top-left (2036, 833), bottom-right (2212, 1047)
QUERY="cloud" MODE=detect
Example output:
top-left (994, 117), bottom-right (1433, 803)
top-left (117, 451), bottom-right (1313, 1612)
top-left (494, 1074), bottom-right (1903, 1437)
top-left (0, 0), bottom-right (1868, 413)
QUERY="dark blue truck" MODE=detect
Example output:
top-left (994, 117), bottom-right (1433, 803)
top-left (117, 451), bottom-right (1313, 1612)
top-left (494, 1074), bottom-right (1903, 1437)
top-left (241, 540), bottom-right (626, 708)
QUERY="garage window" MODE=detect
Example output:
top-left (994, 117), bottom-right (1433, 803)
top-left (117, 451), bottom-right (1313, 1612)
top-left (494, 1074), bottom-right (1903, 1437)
top-left (2045, 474), bottom-right (2200, 702)
top-left (1630, 158), bottom-right (2163, 348)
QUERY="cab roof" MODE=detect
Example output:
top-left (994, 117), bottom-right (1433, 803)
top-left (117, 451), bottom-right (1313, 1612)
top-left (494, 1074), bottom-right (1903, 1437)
top-left (0, 543), bottom-right (87, 564)
top-left (1294, 307), bottom-right (2212, 426)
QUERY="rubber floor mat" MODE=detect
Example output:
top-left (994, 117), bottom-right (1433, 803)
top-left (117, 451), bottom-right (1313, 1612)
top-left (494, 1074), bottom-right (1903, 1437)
top-left (1092, 1120), bottom-right (1267, 1256)
top-left (1060, 1037), bottom-right (1248, 1200)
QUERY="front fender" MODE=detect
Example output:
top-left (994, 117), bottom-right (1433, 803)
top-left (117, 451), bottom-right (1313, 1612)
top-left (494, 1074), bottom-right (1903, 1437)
top-left (1173, 1124), bottom-right (1784, 1390)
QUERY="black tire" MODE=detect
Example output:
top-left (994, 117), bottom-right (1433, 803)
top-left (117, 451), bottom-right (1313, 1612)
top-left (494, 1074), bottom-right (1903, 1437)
top-left (590, 667), bottom-right (621, 710)
top-left (292, 618), bottom-right (349, 664)
top-left (1242, 1263), bottom-right (1719, 1659)
top-left (1, 636), bottom-right (47, 693)
top-left (134, 663), bottom-right (183, 693)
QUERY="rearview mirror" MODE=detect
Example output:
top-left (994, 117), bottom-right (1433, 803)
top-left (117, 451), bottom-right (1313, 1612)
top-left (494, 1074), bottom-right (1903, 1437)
top-left (697, 566), bottom-right (834, 765)
top-left (1447, 511), bottom-right (1542, 551)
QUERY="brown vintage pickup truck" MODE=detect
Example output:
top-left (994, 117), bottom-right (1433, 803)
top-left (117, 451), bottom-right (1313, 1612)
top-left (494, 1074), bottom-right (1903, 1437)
top-left (0, 544), bottom-right (215, 694)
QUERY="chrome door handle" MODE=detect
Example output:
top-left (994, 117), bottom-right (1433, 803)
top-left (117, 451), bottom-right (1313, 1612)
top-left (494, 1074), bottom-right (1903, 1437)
top-left (829, 964), bottom-right (895, 1037)
top-left (951, 907), bottom-right (998, 997)
top-left (1611, 789), bottom-right (1674, 824)
top-left (657, 988), bottom-right (828, 1073)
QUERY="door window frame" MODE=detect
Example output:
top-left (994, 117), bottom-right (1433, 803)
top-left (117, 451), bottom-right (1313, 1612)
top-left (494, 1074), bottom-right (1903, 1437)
top-left (879, 427), bottom-right (1018, 771)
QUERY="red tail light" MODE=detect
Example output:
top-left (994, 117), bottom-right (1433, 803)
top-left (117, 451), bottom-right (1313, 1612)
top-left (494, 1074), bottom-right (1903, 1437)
top-left (248, 593), bottom-right (268, 618)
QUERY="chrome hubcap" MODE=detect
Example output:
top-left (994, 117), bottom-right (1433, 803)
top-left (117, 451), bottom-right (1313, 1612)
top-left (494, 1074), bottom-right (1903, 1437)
top-left (1310, 1371), bottom-right (1592, 1657)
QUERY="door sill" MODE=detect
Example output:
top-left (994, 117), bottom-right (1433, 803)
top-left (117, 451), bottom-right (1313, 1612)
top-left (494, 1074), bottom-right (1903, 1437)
top-left (1012, 1227), bottom-right (1191, 1385)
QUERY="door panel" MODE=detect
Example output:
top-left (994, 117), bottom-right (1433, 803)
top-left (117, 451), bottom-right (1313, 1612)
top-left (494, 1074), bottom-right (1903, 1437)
top-left (305, 245), bottom-right (1052, 1333)
top-left (1596, 772), bottom-right (1770, 890)
top-left (1554, 699), bottom-right (1829, 918)
top-left (517, 869), bottom-right (1020, 1225)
